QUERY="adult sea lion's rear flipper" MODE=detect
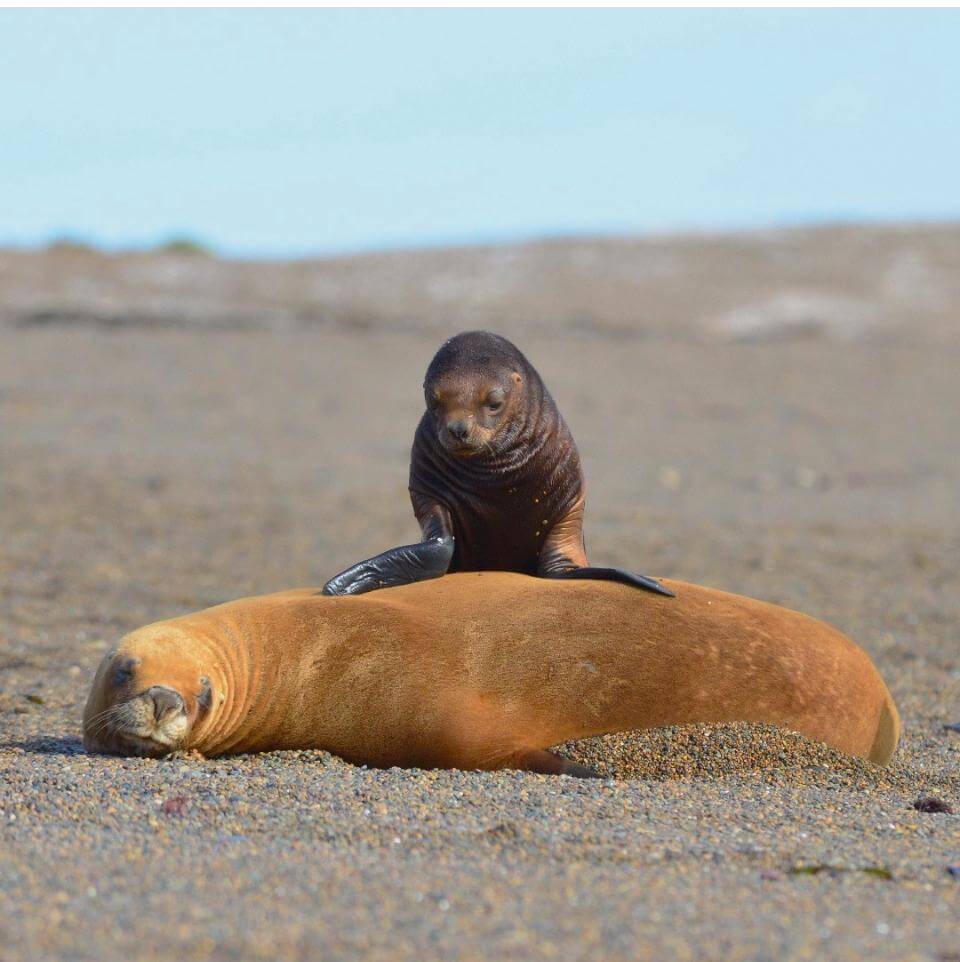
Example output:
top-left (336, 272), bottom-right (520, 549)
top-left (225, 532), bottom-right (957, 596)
top-left (322, 536), bottom-right (454, 596)
top-left (509, 748), bottom-right (601, 779)
top-left (545, 567), bottom-right (676, 598)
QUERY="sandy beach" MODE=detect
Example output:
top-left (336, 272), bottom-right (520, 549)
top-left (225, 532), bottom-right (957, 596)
top-left (1, 227), bottom-right (958, 961)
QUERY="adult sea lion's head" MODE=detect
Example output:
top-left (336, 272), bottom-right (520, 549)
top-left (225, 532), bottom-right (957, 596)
top-left (423, 331), bottom-right (534, 457)
top-left (82, 628), bottom-right (215, 757)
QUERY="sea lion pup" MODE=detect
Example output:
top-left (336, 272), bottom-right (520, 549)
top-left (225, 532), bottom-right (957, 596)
top-left (83, 573), bottom-right (899, 771)
top-left (322, 331), bottom-right (673, 597)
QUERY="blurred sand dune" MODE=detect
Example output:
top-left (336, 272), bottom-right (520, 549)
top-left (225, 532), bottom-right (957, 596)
top-left (2, 222), bottom-right (958, 342)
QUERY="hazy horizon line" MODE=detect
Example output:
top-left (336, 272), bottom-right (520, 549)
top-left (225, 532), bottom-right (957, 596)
top-left (4, 212), bottom-right (959, 263)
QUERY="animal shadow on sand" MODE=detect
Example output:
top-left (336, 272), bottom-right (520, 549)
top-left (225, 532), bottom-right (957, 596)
top-left (1, 735), bottom-right (85, 757)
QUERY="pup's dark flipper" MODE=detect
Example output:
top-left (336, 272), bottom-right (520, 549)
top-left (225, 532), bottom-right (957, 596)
top-left (545, 566), bottom-right (675, 597)
top-left (322, 536), bottom-right (454, 596)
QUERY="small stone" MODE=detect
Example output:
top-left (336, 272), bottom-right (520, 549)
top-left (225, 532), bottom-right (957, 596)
top-left (161, 795), bottom-right (188, 816)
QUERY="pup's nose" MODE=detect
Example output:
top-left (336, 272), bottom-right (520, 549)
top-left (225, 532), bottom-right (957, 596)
top-left (147, 686), bottom-right (184, 723)
top-left (447, 420), bottom-right (470, 442)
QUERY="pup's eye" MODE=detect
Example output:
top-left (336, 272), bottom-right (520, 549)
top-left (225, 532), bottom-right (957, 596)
top-left (112, 666), bottom-right (132, 686)
top-left (486, 400), bottom-right (503, 413)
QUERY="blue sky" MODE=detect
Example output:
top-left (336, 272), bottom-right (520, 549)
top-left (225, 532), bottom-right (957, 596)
top-left (2, 9), bottom-right (958, 256)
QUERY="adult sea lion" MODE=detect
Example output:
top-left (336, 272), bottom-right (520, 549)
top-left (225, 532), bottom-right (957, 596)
top-left (83, 573), bottom-right (899, 771)
top-left (322, 331), bottom-right (672, 597)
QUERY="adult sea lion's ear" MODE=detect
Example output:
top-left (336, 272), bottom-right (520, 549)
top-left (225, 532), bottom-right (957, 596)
top-left (511, 372), bottom-right (522, 385)
top-left (197, 677), bottom-right (213, 716)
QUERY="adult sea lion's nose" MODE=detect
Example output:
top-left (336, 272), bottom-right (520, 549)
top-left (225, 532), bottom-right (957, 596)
top-left (147, 686), bottom-right (184, 723)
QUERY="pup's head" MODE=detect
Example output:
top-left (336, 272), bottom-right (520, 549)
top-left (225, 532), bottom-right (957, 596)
top-left (82, 631), bottom-right (215, 757)
top-left (423, 331), bottom-right (532, 457)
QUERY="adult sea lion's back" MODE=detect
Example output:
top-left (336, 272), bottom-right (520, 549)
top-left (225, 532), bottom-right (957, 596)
top-left (84, 573), bottom-right (899, 768)
top-left (363, 574), bottom-right (899, 765)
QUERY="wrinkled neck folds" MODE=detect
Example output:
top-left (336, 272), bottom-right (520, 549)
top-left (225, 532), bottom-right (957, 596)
top-left (174, 614), bottom-right (271, 756)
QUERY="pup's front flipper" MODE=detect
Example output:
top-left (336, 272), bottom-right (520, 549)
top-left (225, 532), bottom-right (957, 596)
top-left (545, 566), bottom-right (675, 597)
top-left (509, 748), bottom-right (601, 778)
top-left (537, 504), bottom-right (674, 597)
top-left (322, 536), bottom-right (454, 596)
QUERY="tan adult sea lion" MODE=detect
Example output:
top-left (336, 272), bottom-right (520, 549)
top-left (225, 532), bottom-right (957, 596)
top-left (322, 331), bottom-right (673, 597)
top-left (83, 573), bottom-right (899, 771)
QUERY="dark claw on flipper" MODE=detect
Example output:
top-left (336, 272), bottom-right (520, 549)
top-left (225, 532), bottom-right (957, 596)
top-left (322, 536), bottom-right (454, 596)
top-left (545, 566), bottom-right (675, 597)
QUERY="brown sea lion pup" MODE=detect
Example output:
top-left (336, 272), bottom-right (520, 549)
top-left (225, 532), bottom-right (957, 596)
top-left (322, 330), bottom-right (673, 597)
top-left (83, 573), bottom-right (899, 771)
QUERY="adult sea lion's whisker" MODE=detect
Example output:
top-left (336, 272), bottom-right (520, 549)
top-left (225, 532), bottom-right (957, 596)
top-left (86, 704), bottom-right (129, 737)
top-left (83, 704), bottom-right (120, 730)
